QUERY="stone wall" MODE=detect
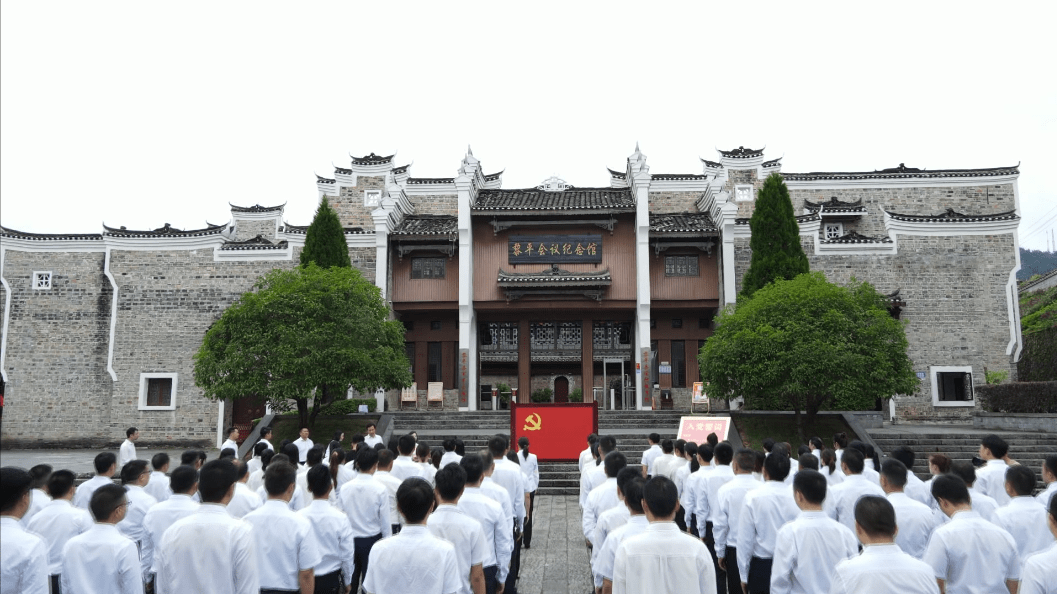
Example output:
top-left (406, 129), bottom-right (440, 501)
top-left (648, 191), bottom-right (702, 214)
top-left (412, 193), bottom-right (458, 216)
top-left (725, 168), bottom-right (763, 218)
top-left (973, 412), bottom-right (1057, 433)
top-left (232, 219), bottom-right (277, 241)
top-left (332, 175), bottom-right (386, 229)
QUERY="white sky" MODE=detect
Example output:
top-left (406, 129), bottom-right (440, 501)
top-left (2, 2), bottom-right (1055, 250)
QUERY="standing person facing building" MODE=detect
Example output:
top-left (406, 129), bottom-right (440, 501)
top-left (459, 453), bottom-right (512, 594)
top-left (714, 448), bottom-right (759, 594)
top-left (824, 448), bottom-right (885, 533)
top-left (373, 449), bottom-right (404, 535)
top-left (140, 465), bottom-right (199, 589)
top-left (640, 434), bottom-right (662, 477)
top-left (1019, 495), bottom-right (1057, 594)
top-left (338, 446), bottom-right (392, 593)
top-left (737, 452), bottom-right (799, 594)
top-left (429, 464), bottom-right (489, 594)
top-left (73, 453), bottom-right (118, 512)
top-left (700, 442), bottom-right (736, 593)
top-left (145, 453), bottom-right (171, 503)
top-left (593, 473), bottom-right (647, 594)
top-left (244, 461), bottom-right (321, 594)
top-left (975, 434), bottom-right (1012, 506)
top-left (299, 465), bottom-right (355, 594)
top-left (21, 464), bottom-right (52, 527)
top-left (516, 436), bottom-right (539, 550)
top-left (119, 428), bottom-right (139, 467)
top-left (62, 484), bottom-right (144, 594)
top-left (878, 458), bottom-right (936, 559)
top-left (116, 460), bottom-right (158, 584)
top-left (993, 465), bottom-right (1052, 571)
top-left (26, 469), bottom-right (93, 593)
top-left (1035, 454), bottom-right (1057, 508)
top-left (1, 466), bottom-right (50, 594)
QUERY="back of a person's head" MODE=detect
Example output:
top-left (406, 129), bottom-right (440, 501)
top-left (793, 469), bottom-right (827, 504)
top-left (848, 440), bottom-right (866, 456)
top-left (435, 463), bottom-right (467, 501)
top-left (880, 458), bottom-right (908, 488)
top-left (642, 476), bottom-right (678, 517)
top-left (1005, 465), bottom-right (1036, 496)
top-left (698, 444), bottom-right (715, 464)
top-left (350, 433), bottom-right (364, 445)
top-left (587, 433), bottom-right (598, 445)
top-left (754, 451), bottom-right (766, 473)
top-left (460, 453), bottom-right (486, 484)
top-left (604, 451), bottom-right (628, 478)
top-left (374, 443), bottom-right (385, 452)
top-left (281, 443), bottom-right (300, 462)
top-left (673, 439), bottom-right (686, 456)
top-left (28, 464), bottom-right (52, 490)
top-left (624, 476), bottom-right (647, 514)
top-left (356, 446), bottom-right (380, 472)
top-left (261, 450), bottom-right (276, 470)
top-left (397, 478), bottom-right (435, 523)
top-left (47, 470), bottom-right (77, 499)
top-left (443, 438), bottom-right (457, 452)
top-left (981, 434), bottom-right (1009, 458)
top-left (398, 434), bottom-right (416, 456)
top-left (714, 442), bottom-right (734, 466)
top-left (929, 453), bottom-right (952, 473)
top-left (234, 459), bottom-right (249, 482)
top-left (771, 443), bottom-right (790, 458)
top-left (1050, 491), bottom-right (1057, 521)
top-left (259, 426), bottom-right (272, 438)
top-left (833, 432), bottom-right (849, 448)
top-left (891, 446), bottom-right (915, 470)
top-left (810, 436), bottom-right (824, 450)
top-left (706, 432), bottom-right (718, 447)
top-left (455, 439), bottom-right (466, 456)
top-left (1045, 454), bottom-right (1057, 478)
top-left (648, 433), bottom-right (661, 444)
top-left (734, 448), bottom-right (756, 472)
top-left (616, 466), bottom-right (640, 495)
top-left (762, 438), bottom-right (775, 453)
top-left (661, 439), bottom-right (674, 454)
top-left (253, 442), bottom-right (269, 458)
top-left (270, 453), bottom-right (291, 467)
top-left (306, 446), bottom-right (325, 466)
top-left (196, 450), bottom-right (208, 463)
top-left (264, 461), bottom-right (297, 497)
top-left (120, 460), bottom-right (149, 485)
top-left (306, 464), bottom-right (332, 498)
top-left (94, 452), bottom-right (116, 474)
top-left (180, 450), bottom-right (198, 466)
top-left (170, 465), bottom-right (199, 494)
top-left (599, 435), bottom-right (617, 456)
top-left (764, 452), bottom-right (791, 481)
top-left (416, 443), bottom-right (430, 461)
top-left (797, 453), bottom-right (819, 471)
top-left (841, 448), bottom-right (865, 474)
top-left (90, 484), bottom-right (127, 522)
top-left (219, 448), bottom-right (237, 460)
top-left (480, 450), bottom-right (495, 470)
top-left (1, 467), bottom-right (33, 513)
top-left (949, 461), bottom-right (977, 487)
top-left (344, 449), bottom-right (357, 464)
top-left (932, 473), bottom-right (971, 505)
top-left (797, 444), bottom-right (810, 456)
top-left (488, 435), bottom-right (508, 458)
top-left (151, 453), bottom-right (170, 471)
top-left (854, 495), bottom-right (897, 538)
top-left (377, 449), bottom-right (395, 469)
top-left (199, 459), bottom-right (238, 503)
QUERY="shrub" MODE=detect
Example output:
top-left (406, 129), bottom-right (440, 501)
top-left (495, 382), bottom-right (512, 403)
top-left (985, 369), bottom-right (1009, 385)
top-left (1019, 325), bottom-right (1057, 382)
top-left (977, 381), bottom-right (1057, 413)
top-left (569, 388), bottom-right (584, 403)
top-left (319, 398), bottom-right (377, 415)
top-left (531, 388), bottom-right (553, 403)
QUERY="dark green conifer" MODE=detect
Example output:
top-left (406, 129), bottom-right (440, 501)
top-left (299, 197), bottom-right (352, 269)
top-left (740, 173), bottom-right (809, 299)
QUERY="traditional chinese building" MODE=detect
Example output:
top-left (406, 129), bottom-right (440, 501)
top-left (0, 146), bottom-right (1024, 447)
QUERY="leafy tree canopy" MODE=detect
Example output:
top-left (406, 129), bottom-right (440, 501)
top-left (740, 173), bottom-right (809, 299)
top-left (700, 272), bottom-right (917, 441)
top-left (193, 264), bottom-right (411, 428)
top-left (299, 197), bottom-right (352, 269)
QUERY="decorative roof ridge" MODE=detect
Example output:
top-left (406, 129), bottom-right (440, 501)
top-left (392, 164), bottom-right (411, 174)
top-left (651, 173), bottom-right (709, 180)
top-left (229, 203), bottom-right (285, 213)
top-left (700, 158), bottom-right (722, 168)
top-left (316, 174), bottom-right (336, 183)
top-left (821, 230), bottom-right (893, 244)
top-left (350, 152), bottom-right (395, 165)
top-left (102, 222), bottom-right (226, 237)
top-left (803, 197), bottom-right (864, 210)
top-left (795, 213), bottom-right (821, 222)
top-left (0, 225), bottom-right (104, 241)
top-left (402, 213), bottom-right (457, 219)
top-left (608, 168), bottom-right (628, 178)
top-left (649, 212), bottom-right (718, 233)
top-left (480, 186), bottom-right (629, 193)
top-left (718, 146), bottom-right (765, 158)
top-left (885, 289), bottom-right (906, 304)
top-left (884, 207), bottom-right (1019, 222)
top-left (484, 170), bottom-right (504, 181)
top-left (784, 164), bottom-right (1019, 181)
top-left (407, 177), bottom-right (456, 184)
top-left (219, 235), bottom-right (289, 250)
top-left (281, 223), bottom-right (368, 234)
top-left (762, 157), bottom-right (782, 167)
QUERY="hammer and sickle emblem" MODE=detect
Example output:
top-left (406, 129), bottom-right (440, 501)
top-left (523, 413), bottom-right (542, 431)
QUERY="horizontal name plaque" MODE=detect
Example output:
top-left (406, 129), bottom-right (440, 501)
top-left (508, 234), bottom-right (603, 263)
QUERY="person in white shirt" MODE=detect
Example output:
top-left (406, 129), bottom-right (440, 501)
top-left (829, 496), bottom-right (940, 594)
top-left (1, 466), bottom-right (50, 594)
top-left (714, 448), bottom-right (759, 594)
top-left (429, 464), bottom-right (490, 594)
top-left (21, 464), bottom-right (52, 528)
top-left (487, 436), bottom-right (528, 593)
top-left (300, 465), bottom-right (355, 594)
top-left (244, 460), bottom-right (321, 594)
top-left (993, 465), bottom-right (1052, 570)
top-left (584, 452), bottom-right (627, 547)
top-left (591, 468), bottom-right (640, 591)
top-left (441, 439), bottom-right (464, 469)
top-left (673, 442), bottom-right (696, 504)
top-left (832, 432), bottom-right (848, 468)
top-left (650, 439), bottom-right (678, 478)
top-left (116, 460), bottom-right (159, 584)
top-left (73, 452), bottom-right (117, 512)
top-left (819, 449), bottom-right (845, 487)
top-left (26, 470), bottom-right (93, 591)
top-left (119, 427), bottom-right (139, 468)
top-left (145, 453), bottom-right (172, 503)
top-left (374, 449), bottom-right (405, 534)
top-left (579, 433), bottom-right (599, 473)
top-left (516, 436), bottom-right (539, 549)
top-left (246, 442), bottom-right (269, 477)
top-left (640, 433), bottom-right (662, 477)
top-left (140, 465), bottom-right (199, 587)
top-left (294, 426), bottom-right (314, 465)
top-left (974, 434), bottom-right (1013, 506)
top-left (227, 459), bottom-right (263, 518)
top-left (364, 477), bottom-right (463, 594)
top-left (889, 446), bottom-right (931, 506)
top-left (613, 475), bottom-right (716, 594)
top-left (220, 426), bottom-right (240, 456)
top-left (737, 451), bottom-right (799, 594)
top-left (594, 473), bottom-right (647, 594)
top-left (363, 422), bottom-right (384, 448)
top-left (391, 434), bottom-right (427, 481)
top-left (1036, 454), bottom-right (1057, 508)
top-left (771, 470), bottom-right (858, 594)
top-left (247, 448), bottom-right (273, 492)
top-left (949, 461), bottom-right (999, 522)
top-left (923, 474), bottom-right (1020, 594)
top-left (700, 442), bottom-right (736, 593)
top-left (294, 446), bottom-right (327, 499)
top-left (878, 459), bottom-right (936, 559)
top-left (256, 426), bottom-right (275, 453)
top-left (338, 446), bottom-right (392, 593)
top-left (582, 435), bottom-right (616, 509)
top-left (824, 448), bottom-right (885, 534)
top-left (459, 453), bottom-right (513, 592)
top-left (1019, 495), bottom-right (1057, 594)
top-left (682, 445), bottom-right (713, 538)
top-left (154, 459), bottom-right (259, 594)
top-left (417, 443), bottom-right (438, 485)
top-left (255, 451), bottom-right (308, 511)
top-left (62, 483), bottom-right (143, 594)
top-left (479, 452), bottom-right (516, 534)
top-left (808, 437), bottom-right (824, 463)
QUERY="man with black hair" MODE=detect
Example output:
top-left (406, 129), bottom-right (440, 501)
top-left (479, 451), bottom-right (516, 536)
top-left (994, 465), bottom-right (1051, 570)
top-left (592, 469), bottom-right (643, 594)
top-left (62, 484), bottom-right (142, 594)
top-left (338, 446), bottom-right (392, 593)
top-left (584, 451), bottom-right (628, 547)
top-left (641, 433), bottom-right (662, 477)
top-left (374, 449), bottom-right (404, 535)
top-left (27, 469), bottom-right (93, 592)
top-left (976, 434), bottom-right (1013, 505)
top-left (363, 422), bottom-right (383, 448)
top-left (120, 427), bottom-right (140, 467)
top-left (441, 438), bottom-right (463, 468)
top-left (295, 427), bottom-right (315, 465)
top-left (650, 439), bottom-right (677, 478)
top-left (296, 446), bottom-right (327, 497)
top-left (247, 441), bottom-right (269, 476)
top-left (1038, 454), bottom-right (1057, 508)
top-left (715, 448), bottom-right (759, 594)
top-left (179, 449), bottom-right (202, 469)
top-left (1, 466), bottom-right (50, 594)
top-left (141, 465), bottom-right (199, 589)
top-left (429, 464), bottom-right (489, 594)
top-left (613, 476), bottom-right (715, 594)
top-left (244, 461), bottom-right (321, 594)
top-left (392, 433), bottom-right (426, 480)
top-left (737, 453), bottom-right (799, 594)
top-left (117, 460), bottom-right (158, 583)
top-left (364, 478), bottom-right (461, 594)
top-left (489, 436), bottom-right (527, 594)
top-left (700, 442), bottom-right (735, 593)
top-left (949, 461), bottom-right (999, 521)
top-left (221, 426), bottom-right (240, 455)
top-left (257, 426), bottom-right (274, 452)
top-left (21, 464), bottom-right (52, 527)
top-left (889, 446), bottom-right (930, 506)
top-left (674, 441), bottom-right (696, 496)
top-left (923, 474), bottom-right (1020, 594)
top-left (299, 465), bottom-right (355, 594)
top-left (823, 448), bottom-right (884, 534)
top-left (145, 453), bottom-right (171, 503)
top-left (459, 453), bottom-right (512, 594)
top-left (878, 458), bottom-right (936, 559)
top-left (1020, 495), bottom-right (1057, 594)
top-left (583, 435), bottom-right (617, 509)
top-left (73, 452), bottom-right (117, 511)
top-left (580, 433), bottom-right (599, 473)
top-left (770, 470), bottom-right (857, 594)
top-left (227, 459), bottom-right (263, 518)
top-left (682, 444), bottom-right (713, 539)
top-left (155, 459), bottom-right (259, 594)
top-left (829, 496), bottom-right (939, 594)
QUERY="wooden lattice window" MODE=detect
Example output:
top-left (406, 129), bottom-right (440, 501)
top-left (411, 257), bottom-right (446, 279)
top-left (664, 255), bottom-right (699, 277)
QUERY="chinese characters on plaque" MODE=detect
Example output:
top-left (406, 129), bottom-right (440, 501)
top-left (677, 416), bottom-right (731, 443)
top-left (508, 234), bottom-right (603, 264)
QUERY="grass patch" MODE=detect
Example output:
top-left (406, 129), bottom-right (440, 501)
top-left (268, 415), bottom-right (379, 451)
top-left (733, 414), bottom-right (858, 450)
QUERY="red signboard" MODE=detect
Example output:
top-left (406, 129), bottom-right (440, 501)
top-left (510, 402), bottom-right (599, 462)
top-left (677, 416), bottom-right (732, 444)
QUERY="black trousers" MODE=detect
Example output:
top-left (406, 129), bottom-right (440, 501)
top-left (483, 565), bottom-right (499, 594)
top-left (351, 533), bottom-right (383, 592)
top-left (724, 548), bottom-right (742, 594)
top-left (703, 522), bottom-right (726, 594)
top-left (50, 575), bottom-right (61, 594)
top-left (504, 524), bottom-right (521, 594)
top-left (675, 507), bottom-right (687, 532)
top-left (688, 513), bottom-right (699, 538)
top-left (314, 569), bottom-right (342, 594)
top-left (523, 491), bottom-right (536, 548)
top-left (747, 556), bottom-right (774, 594)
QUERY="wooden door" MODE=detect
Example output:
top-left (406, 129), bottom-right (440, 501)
top-left (231, 396), bottom-right (267, 442)
top-left (554, 377), bottom-right (569, 403)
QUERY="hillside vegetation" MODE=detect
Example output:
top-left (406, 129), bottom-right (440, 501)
top-left (1021, 285), bottom-right (1057, 335)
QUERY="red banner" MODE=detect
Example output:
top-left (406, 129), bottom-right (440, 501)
top-left (510, 402), bottom-right (599, 462)
top-left (677, 415), bottom-right (732, 444)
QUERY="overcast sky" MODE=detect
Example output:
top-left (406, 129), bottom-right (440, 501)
top-left (2, 2), bottom-right (1055, 251)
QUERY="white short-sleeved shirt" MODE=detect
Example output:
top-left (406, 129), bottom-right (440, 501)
top-left (0, 516), bottom-right (49, 594)
top-left (61, 523), bottom-right (143, 594)
top-left (227, 482), bottom-right (263, 518)
top-left (440, 451), bottom-right (463, 469)
top-left (887, 492), bottom-right (937, 559)
top-left (21, 489), bottom-right (50, 527)
top-left (904, 472), bottom-right (932, 506)
top-left (1035, 482), bottom-right (1056, 507)
top-left (72, 475), bottom-right (114, 512)
top-left (613, 522), bottom-right (715, 594)
top-left (459, 487), bottom-right (512, 582)
top-left (374, 470), bottom-right (404, 526)
top-left (299, 499), bottom-right (355, 586)
top-left (770, 511), bottom-right (858, 594)
top-left (829, 543), bottom-right (939, 594)
top-left (713, 474), bottom-right (758, 559)
top-left (517, 450), bottom-right (540, 492)
top-left (992, 496), bottom-right (1052, 570)
top-left (144, 471), bottom-right (172, 503)
top-left (362, 434), bottom-right (384, 448)
top-left (737, 480), bottom-right (800, 581)
top-left (294, 437), bottom-right (314, 463)
top-left (427, 505), bottom-right (490, 594)
top-left (26, 500), bottom-right (94, 576)
top-left (591, 505), bottom-right (630, 571)
top-left (154, 503), bottom-right (258, 594)
top-left (824, 474), bottom-right (885, 533)
top-left (922, 509), bottom-right (1020, 594)
top-left (243, 500), bottom-right (322, 591)
top-left (700, 464), bottom-right (735, 526)
top-left (491, 458), bottom-right (528, 529)
top-left (640, 444), bottom-right (662, 473)
top-left (974, 459), bottom-right (1012, 506)
top-left (364, 525), bottom-right (462, 594)
top-left (338, 474), bottom-right (392, 539)
top-left (583, 477), bottom-right (620, 544)
top-left (141, 493), bottom-right (198, 576)
top-left (119, 439), bottom-right (137, 467)
top-left (391, 456), bottom-right (426, 481)
top-left (593, 514), bottom-right (646, 587)
top-left (578, 446), bottom-right (594, 473)
top-left (580, 463), bottom-right (606, 509)
top-left (1018, 543), bottom-right (1057, 594)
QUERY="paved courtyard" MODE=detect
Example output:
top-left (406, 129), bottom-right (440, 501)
top-left (519, 495), bottom-right (594, 594)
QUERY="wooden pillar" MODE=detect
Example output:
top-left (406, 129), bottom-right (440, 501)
top-left (518, 319), bottom-right (531, 403)
top-left (581, 319), bottom-right (594, 403)
top-left (415, 341), bottom-right (428, 390)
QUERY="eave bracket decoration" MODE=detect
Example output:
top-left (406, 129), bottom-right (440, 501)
top-left (491, 217), bottom-right (617, 236)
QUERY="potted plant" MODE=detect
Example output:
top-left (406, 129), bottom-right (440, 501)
top-left (495, 382), bottom-right (511, 410)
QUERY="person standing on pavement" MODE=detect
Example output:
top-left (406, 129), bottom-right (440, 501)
top-left (295, 427), bottom-right (314, 466)
top-left (516, 436), bottom-right (539, 550)
top-left (363, 422), bottom-right (384, 448)
top-left (116, 460), bottom-right (158, 585)
top-left (221, 427), bottom-right (240, 456)
top-left (974, 434), bottom-right (1012, 506)
top-left (62, 484), bottom-right (144, 594)
top-left (737, 452), bottom-right (799, 594)
top-left (73, 452), bottom-right (117, 512)
top-left (26, 469), bottom-right (93, 593)
top-left (244, 461), bottom-right (321, 594)
top-left (299, 465), bottom-right (355, 594)
top-left (429, 464), bottom-right (490, 594)
top-left (640, 434), bottom-right (662, 478)
top-left (120, 428), bottom-right (139, 467)
top-left (1, 466), bottom-right (50, 594)
top-left (144, 454), bottom-right (171, 503)
top-left (140, 465), bottom-right (199, 590)
top-left (878, 459), bottom-right (936, 559)
top-left (338, 446), bottom-right (392, 593)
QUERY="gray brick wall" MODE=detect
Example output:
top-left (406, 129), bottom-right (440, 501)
top-left (333, 176), bottom-right (386, 229)
top-left (232, 219), bottom-right (277, 241)
top-left (412, 193), bottom-right (458, 216)
top-left (648, 191), bottom-right (702, 214)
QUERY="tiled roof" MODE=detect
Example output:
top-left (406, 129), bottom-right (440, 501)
top-left (738, 213), bottom-right (820, 226)
top-left (407, 177), bottom-right (455, 185)
top-left (803, 197), bottom-right (865, 212)
top-left (317, 174), bottom-right (336, 183)
top-left (281, 223), bottom-right (369, 234)
top-left (392, 164), bottom-right (410, 174)
top-left (497, 266), bottom-right (612, 285)
top-left (762, 157), bottom-right (782, 167)
top-left (784, 164), bottom-right (1019, 181)
top-left (700, 158), bottom-right (722, 169)
top-left (885, 208), bottom-right (1019, 223)
top-left (351, 152), bottom-right (394, 165)
top-left (473, 187), bottom-right (635, 212)
top-left (334, 166), bottom-right (351, 175)
top-left (820, 230), bottom-right (893, 244)
top-left (391, 215), bottom-right (457, 236)
top-left (650, 213), bottom-right (718, 233)
top-left (651, 173), bottom-right (708, 180)
top-left (718, 146), bottom-right (765, 159)
top-left (0, 225), bottom-right (103, 241)
top-left (219, 235), bottom-right (289, 250)
top-left (102, 222), bottom-right (226, 238)
top-left (484, 171), bottom-right (503, 182)
top-left (608, 168), bottom-right (627, 179)
top-left (230, 203), bottom-right (285, 213)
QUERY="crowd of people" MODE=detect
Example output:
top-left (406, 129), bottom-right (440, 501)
top-left (576, 431), bottom-right (1057, 594)
top-left (0, 423), bottom-right (540, 594)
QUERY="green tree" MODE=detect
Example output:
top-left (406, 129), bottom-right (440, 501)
top-left (299, 197), bottom-right (352, 269)
top-left (740, 173), bottom-right (809, 299)
top-left (193, 264), bottom-right (411, 429)
top-left (700, 272), bottom-right (917, 442)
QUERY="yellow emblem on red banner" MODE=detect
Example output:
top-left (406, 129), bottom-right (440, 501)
top-left (523, 413), bottom-right (542, 431)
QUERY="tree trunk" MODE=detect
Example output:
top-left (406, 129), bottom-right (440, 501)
top-left (296, 398), bottom-right (310, 431)
top-left (308, 384), bottom-right (337, 430)
top-left (793, 406), bottom-right (806, 446)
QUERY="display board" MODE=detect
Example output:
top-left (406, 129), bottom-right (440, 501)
top-left (509, 402), bottom-right (599, 462)
top-left (676, 415), bottom-right (732, 443)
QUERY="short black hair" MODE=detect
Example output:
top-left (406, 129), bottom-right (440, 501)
top-left (661, 439), bottom-right (674, 454)
top-left (698, 444), bottom-right (714, 463)
top-left (890, 446), bottom-right (915, 470)
top-left (642, 476), bottom-right (678, 517)
top-left (598, 435), bottom-right (617, 456)
top-left (377, 449), bottom-right (395, 469)
top-left (227, 426), bottom-right (238, 436)
top-left (1045, 454), bottom-right (1057, 478)
top-left (714, 443), bottom-right (734, 466)
top-left (841, 448), bottom-right (865, 474)
top-left (949, 461), bottom-right (977, 488)
top-left (981, 435), bottom-right (1009, 459)
top-left (90, 484), bottom-right (127, 522)
top-left (199, 459), bottom-right (238, 503)
top-left (461, 454), bottom-right (485, 484)
top-left (181, 450), bottom-right (199, 466)
top-left (397, 478), bottom-right (435, 523)
top-left (648, 433), bottom-right (661, 444)
top-left (306, 446), bottom-right (325, 466)
top-left (151, 453), bottom-right (170, 471)
top-left (793, 469), bottom-right (827, 504)
top-left (126, 427), bottom-right (138, 438)
top-left (604, 451), bottom-right (628, 479)
top-left (350, 434), bottom-right (364, 444)
top-left (366, 422), bottom-right (377, 429)
top-left (94, 452), bottom-right (116, 474)
top-left (706, 433), bottom-right (719, 447)
top-left (734, 448), bottom-right (756, 472)
top-left (932, 473), bottom-right (971, 505)
top-left (488, 435), bottom-right (508, 458)
top-left (797, 453), bottom-right (819, 471)
top-left (762, 438), bottom-right (775, 453)
top-left (0, 467), bottom-right (33, 512)
top-left (259, 426), bottom-right (272, 438)
top-left (28, 465), bottom-right (52, 490)
top-left (219, 448), bottom-right (237, 460)
top-left (854, 495), bottom-right (897, 538)
top-left (764, 453), bottom-right (791, 481)
top-left (1005, 465), bottom-right (1036, 496)
top-left (1050, 491), bottom-right (1057, 521)
top-left (120, 460), bottom-right (149, 485)
top-left (398, 434), bottom-right (416, 456)
top-left (234, 459), bottom-right (249, 481)
top-left (880, 459), bottom-right (908, 488)
top-left (443, 438), bottom-right (457, 452)
top-left (306, 465), bottom-right (332, 498)
top-left (417, 443), bottom-right (430, 462)
top-left (616, 466), bottom-right (640, 496)
top-left (587, 433), bottom-right (598, 445)
top-left (264, 462), bottom-right (297, 497)
top-left (47, 470), bottom-right (78, 499)
top-left (170, 465), bottom-right (199, 494)
top-left (253, 442), bottom-right (270, 457)
top-left (623, 475), bottom-right (646, 514)
top-left (435, 463), bottom-right (468, 501)
top-left (797, 445), bottom-right (811, 456)
top-left (356, 447), bottom-right (380, 472)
